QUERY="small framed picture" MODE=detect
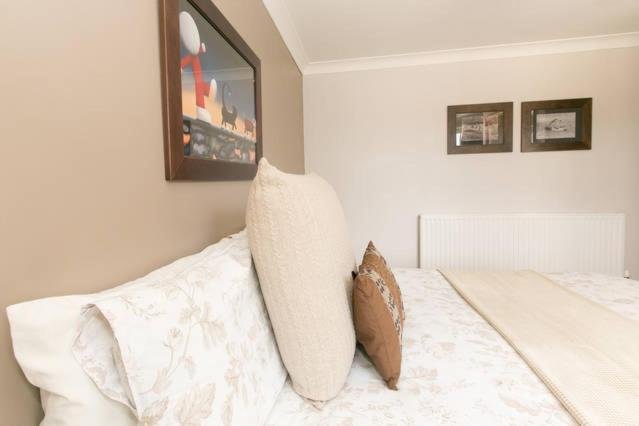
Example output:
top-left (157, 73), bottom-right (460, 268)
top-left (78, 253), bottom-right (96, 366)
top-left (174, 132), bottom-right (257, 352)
top-left (521, 98), bottom-right (592, 152)
top-left (447, 102), bottom-right (513, 154)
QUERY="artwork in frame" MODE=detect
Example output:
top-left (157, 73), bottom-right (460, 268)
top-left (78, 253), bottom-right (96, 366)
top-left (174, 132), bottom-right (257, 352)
top-left (159, 0), bottom-right (261, 181)
top-left (521, 98), bottom-right (592, 152)
top-left (447, 102), bottom-right (513, 154)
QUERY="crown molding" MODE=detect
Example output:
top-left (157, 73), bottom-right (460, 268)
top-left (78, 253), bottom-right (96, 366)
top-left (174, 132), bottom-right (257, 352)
top-left (303, 32), bottom-right (639, 75)
top-left (262, 0), bottom-right (309, 72)
top-left (261, 1), bottom-right (639, 76)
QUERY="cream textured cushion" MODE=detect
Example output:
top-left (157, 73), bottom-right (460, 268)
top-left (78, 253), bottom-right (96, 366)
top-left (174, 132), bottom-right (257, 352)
top-left (246, 158), bottom-right (357, 402)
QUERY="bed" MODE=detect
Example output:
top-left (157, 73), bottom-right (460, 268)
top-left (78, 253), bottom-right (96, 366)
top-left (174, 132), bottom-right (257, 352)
top-left (267, 269), bottom-right (639, 425)
top-left (8, 213), bottom-right (637, 425)
top-left (267, 213), bottom-right (636, 424)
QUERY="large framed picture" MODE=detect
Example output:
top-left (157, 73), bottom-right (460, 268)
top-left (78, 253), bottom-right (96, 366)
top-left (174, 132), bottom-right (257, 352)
top-left (159, 0), bottom-right (261, 181)
top-left (447, 102), bottom-right (513, 154)
top-left (521, 98), bottom-right (592, 152)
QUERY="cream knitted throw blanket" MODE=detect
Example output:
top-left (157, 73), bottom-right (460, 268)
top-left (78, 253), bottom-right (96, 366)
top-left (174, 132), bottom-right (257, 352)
top-left (440, 270), bottom-right (639, 426)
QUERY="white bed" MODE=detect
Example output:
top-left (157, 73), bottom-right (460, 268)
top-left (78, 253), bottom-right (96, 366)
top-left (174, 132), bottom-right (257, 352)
top-left (267, 269), bottom-right (639, 425)
top-left (9, 213), bottom-right (636, 425)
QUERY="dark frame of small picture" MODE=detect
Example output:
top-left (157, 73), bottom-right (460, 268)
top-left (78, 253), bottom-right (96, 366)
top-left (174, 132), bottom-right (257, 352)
top-left (521, 98), bottom-right (592, 153)
top-left (158, 0), bottom-right (262, 181)
top-left (447, 102), bottom-right (513, 155)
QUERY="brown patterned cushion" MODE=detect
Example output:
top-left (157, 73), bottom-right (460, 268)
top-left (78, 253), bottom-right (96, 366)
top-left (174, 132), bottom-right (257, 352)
top-left (362, 242), bottom-right (405, 321)
top-left (353, 243), bottom-right (403, 390)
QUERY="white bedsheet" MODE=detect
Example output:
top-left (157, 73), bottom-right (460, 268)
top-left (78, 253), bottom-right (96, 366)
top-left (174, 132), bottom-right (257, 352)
top-left (266, 269), bottom-right (639, 425)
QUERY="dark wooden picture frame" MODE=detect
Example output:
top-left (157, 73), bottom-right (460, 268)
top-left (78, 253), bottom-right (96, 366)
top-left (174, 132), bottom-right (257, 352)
top-left (447, 102), bottom-right (513, 155)
top-left (521, 98), bottom-right (591, 152)
top-left (159, 0), bottom-right (262, 181)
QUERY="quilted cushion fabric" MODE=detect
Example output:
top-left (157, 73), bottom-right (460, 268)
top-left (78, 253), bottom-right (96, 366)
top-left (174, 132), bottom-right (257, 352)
top-left (246, 158), bottom-right (357, 402)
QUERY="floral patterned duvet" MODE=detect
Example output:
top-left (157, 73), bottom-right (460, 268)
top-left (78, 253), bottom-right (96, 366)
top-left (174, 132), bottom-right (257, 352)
top-left (266, 269), bottom-right (639, 425)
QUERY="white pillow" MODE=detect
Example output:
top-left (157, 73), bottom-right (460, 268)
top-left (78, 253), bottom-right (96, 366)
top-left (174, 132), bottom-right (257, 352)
top-left (246, 159), bottom-right (357, 402)
top-left (7, 231), bottom-right (286, 425)
top-left (8, 294), bottom-right (137, 426)
top-left (72, 231), bottom-right (287, 425)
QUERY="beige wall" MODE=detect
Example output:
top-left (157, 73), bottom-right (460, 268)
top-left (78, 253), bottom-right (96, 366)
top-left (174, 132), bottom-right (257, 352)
top-left (304, 47), bottom-right (639, 274)
top-left (0, 0), bottom-right (303, 423)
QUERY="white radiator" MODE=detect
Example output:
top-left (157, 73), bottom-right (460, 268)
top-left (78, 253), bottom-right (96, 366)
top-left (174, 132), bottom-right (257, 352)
top-left (419, 214), bottom-right (625, 276)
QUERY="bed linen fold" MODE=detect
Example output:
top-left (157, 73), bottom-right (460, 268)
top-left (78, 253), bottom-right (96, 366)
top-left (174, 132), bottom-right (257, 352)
top-left (440, 270), bottom-right (639, 426)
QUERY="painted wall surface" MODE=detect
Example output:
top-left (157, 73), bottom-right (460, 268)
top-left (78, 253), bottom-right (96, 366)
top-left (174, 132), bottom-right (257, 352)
top-left (304, 47), bottom-right (639, 275)
top-left (0, 0), bottom-right (303, 422)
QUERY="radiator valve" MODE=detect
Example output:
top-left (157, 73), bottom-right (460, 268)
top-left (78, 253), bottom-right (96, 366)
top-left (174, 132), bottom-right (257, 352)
top-left (624, 270), bottom-right (631, 279)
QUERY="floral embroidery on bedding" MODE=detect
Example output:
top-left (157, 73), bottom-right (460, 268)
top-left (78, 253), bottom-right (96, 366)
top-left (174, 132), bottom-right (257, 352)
top-left (73, 232), bottom-right (287, 426)
top-left (268, 270), bottom-right (639, 425)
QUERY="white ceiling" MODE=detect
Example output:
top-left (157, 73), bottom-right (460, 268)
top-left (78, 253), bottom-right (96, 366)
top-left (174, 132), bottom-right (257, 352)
top-left (263, 0), bottom-right (639, 73)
